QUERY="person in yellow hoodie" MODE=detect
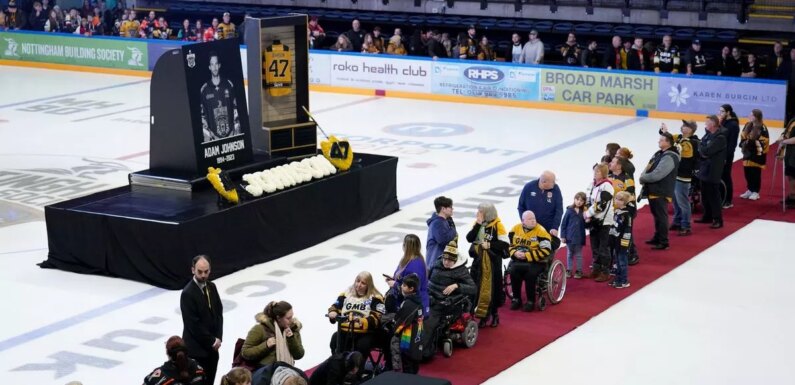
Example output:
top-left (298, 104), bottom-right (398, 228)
top-left (507, 210), bottom-right (553, 312)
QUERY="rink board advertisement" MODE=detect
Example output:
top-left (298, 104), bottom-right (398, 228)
top-left (657, 76), bottom-right (787, 121)
top-left (431, 62), bottom-right (540, 100)
top-left (0, 31), bottom-right (148, 70)
top-left (311, 51), bottom-right (431, 93)
top-left (539, 68), bottom-right (659, 109)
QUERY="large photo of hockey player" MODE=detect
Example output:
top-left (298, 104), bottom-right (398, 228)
top-left (183, 39), bottom-right (253, 169)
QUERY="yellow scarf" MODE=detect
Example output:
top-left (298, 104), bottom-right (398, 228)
top-left (474, 218), bottom-right (507, 318)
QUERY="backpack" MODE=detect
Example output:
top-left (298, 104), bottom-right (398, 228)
top-left (232, 338), bottom-right (259, 372)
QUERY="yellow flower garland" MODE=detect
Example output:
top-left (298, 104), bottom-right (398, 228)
top-left (207, 167), bottom-right (239, 204)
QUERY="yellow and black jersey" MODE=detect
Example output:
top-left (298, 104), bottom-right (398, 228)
top-left (263, 42), bottom-right (292, 97)
top-left (217, 22), bottom-right (236, 39)
top-left (508, 223), bottom-right (552, 263)
top-left (328, 292), bottom-right (385, 334)
top-left (740, 123), bottom-right (770, 168)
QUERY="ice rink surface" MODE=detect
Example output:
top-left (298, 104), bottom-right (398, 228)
top-left (0, 66), bottom-right (792, 384)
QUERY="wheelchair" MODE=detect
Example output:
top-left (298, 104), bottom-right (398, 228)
top-left (503, 257), bottom-right (567, 311)
top-left (689, 177), bottom-right (728, 212)
top-left (327, 314), bottom-right (386, 381)
top-left (426, 295), bottom-right (479, 358)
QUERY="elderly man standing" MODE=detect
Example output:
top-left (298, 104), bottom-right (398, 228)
top-left (639, 132), bottom-right (680, 250)
top-left (697, 115), bottom-right (728, 228)
top-left (517, 171), bottom-right (563, 237)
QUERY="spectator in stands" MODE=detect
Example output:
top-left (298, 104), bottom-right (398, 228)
top-left (727, 46), bottom-right (744, 77)
top-left (28, 1), bottom-right (46, 30)
top-left (628, 37), bottom-right (648, 71)
top-left (409, 27), bottom-right (427, 57)
top-left (41, 0), bottom-right (51, 13)
top-left (345, 18), bottom-right (366, 52)
top-left (330, 34), bottom-right (353, 52)
top-left (361, 33), bottom-right (381, 54)
top-left (518, 171), bottom-right (563, 236)
top-left (685, 39), bottom-right (708, 75)
top-left (426, 196), bottom-right (457, 273)
top-left (121, 9), bottom-right (139, 38)
top-left (768, 41), bottom-right (789, 80)
top-left (520, 29), bottom-right (543, 65)
top-left (654, 35), bottom-right (680, 74)
top-left (92, 7), bottom-right (102, 26)
top-left (661, 121), bottom-right (699, 236)
top-left (620, 39), bottom-right (632, 69)
top-left (508, 210), bottom-right (554, 310)
top-left (716, 46), bottom-right (733, 76)
top-left (241, 301), bottom-right (305, 369)
top-left (385, 234), bottom-right (429, 314)
top-left (327, 271), bottom-right (384, 358)
top-left (466, 203), bottom-right (509, 327)
top-left (459, 24), bottom-right (478, 60)
top-left (218, 12), bottom-right (235, 40)
top-left (506, 32), bottom-right (523, 63)
top-left (309, 351), bottom-right (361, 385)
top-left (0, 10), bottom-right (7, 31)
top-left (220, 367), bottom-right (252, 385)
top-left (44, 8), bottom-right (60, 32)
top-left (427, 30), bottom-right (448, 59)
top-left (177, 19), bottom-right (195, 41)
top-left (145, 10), bottom-right (155, 27)
top-left (207, 17), bottom-right (220, 41)
top-left (387, 34), bottom-right (406, 55)
top-left (560, 32), bottom-right (581, 66)
top-left (441, 32), bottom-right (453, 58)
top-left (308, 16), bottom-right (325, 48)
top-left (5, 0), bottom-right (27, 30)
top-left (477, 36), bottom-right (496, 61)
top-left (697, 115), bottom-right (728, 229)
top-left (639, 132), bottom-right (680, 250)
top-left (143, 336), bottom-right (205, 385)
top-left (581, 40), bottom-right (599, 68)
top-left (89, 14), bottom-right (103, 35)
top-left (739, 109), bottom-right (770, 201)
top-left (152, 16), bottom-right (169, 39)
top-left (372, 26), bottom-right (385, 53)
top-left (741, 53), bottom-right (760, 78)
top-left (81, 0), bottom-right (91, 18)
top-left (76, 16), bottom-right (91, 36)
top-left (719, 104), bottom-right (741, 209)
top-left (194, 19), bottom-right (205, 42)
top-left (604, 35), bottom-right (622, 70)
top-left (393, 27), bottom-right (403, 44)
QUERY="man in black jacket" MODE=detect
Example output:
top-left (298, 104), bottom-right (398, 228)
top-left (697, 115), bottom-right (728, 228)
top-left (426, 30), bottom-right (448, 59)
top-left (718, 104), bottom-right (740, 208)
top-left (181, 255), bottom-right (224, 385)
top-left (639, 132), bottom-right (680, 250)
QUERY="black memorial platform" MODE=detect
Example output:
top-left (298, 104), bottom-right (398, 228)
top-left (41, 153), bottom-right (398, 289)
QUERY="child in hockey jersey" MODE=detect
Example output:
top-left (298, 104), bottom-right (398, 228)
top-left (390, 273), bottom-right (424, 374)
top-left (609, 191), bottom-right (634, 288)
top-left (560, 192), bottom-right (587, 279)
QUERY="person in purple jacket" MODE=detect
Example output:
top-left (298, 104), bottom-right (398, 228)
top-left (426, 196), bottom-right (457, 271)
top-left (517, 171), bottom-right (563, 237)
top-left (385, 234), bottom-right (429, 315)
top-left (560, 192), bottom-right (587, 279)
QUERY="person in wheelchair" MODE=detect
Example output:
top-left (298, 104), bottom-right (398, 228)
top-left (326, 272), bottom-right (385, 361)
top-left (424, 238), bottom-right (477, 356)
top-left (309, 351), bottom-right (363, 385)
top-left (508, 210), bottom-right (554, 312)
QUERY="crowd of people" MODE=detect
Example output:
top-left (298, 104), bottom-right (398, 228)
top-left (134, 102), bottom-right (795, 385)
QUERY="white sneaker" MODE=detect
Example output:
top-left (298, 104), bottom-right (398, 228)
top-left (740, 190), bottom-right (753, 199)
top-left (748, 192), bottom-right (760, 200)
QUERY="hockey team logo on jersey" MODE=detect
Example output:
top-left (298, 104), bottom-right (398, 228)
top-left (127, 47), bottom-right (144, 67)
top-left (186, 50), bottom-right (196, 68)
top-left (464, 66), bottom-right (504, 84)
top-left (3, 38), bottom-right (19, 58)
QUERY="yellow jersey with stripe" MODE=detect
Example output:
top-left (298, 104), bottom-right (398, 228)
top-left (508, 224), bottom-right (553, 263)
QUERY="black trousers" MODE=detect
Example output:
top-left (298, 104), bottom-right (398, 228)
top-left (590, 225), bottom-right (611, 272)
top-left (701, 181), bottom-right (723, 223)
top-left (194, 351), bottom-right (219, 385)
top-left (744, 166), bottom-right (762, 193)
top-left (649, 198), bottom-right (669, 246)
top-left (721, 161), bottom-right (734, 204)
top-left (509, 261), bottom-right (544, 304)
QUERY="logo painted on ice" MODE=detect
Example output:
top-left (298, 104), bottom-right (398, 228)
top-left (127, 47), bottom-right (144, 67)
top-left (3, 38), bottom-right (19, 57)
top-left (668, 84), bottom-right (690, 107)
top-left (382, 123), bottom-right (474, 137)
top-left (464, 66), bottom-right (504, 84)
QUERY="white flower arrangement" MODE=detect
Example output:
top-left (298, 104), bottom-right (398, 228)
top-left (242, 155), bottom-right (337, 197)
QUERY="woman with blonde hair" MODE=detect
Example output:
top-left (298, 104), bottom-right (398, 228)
top-left (466, 202), bottom-right (509, 327)
top-left (220, 367), bottom-right (252, 385)
top-left (386, 35), bottom-right (407, 55)
top-left (327, 271), bottom-right (385, 358)
top-left (361, 33), bottom-right (380, 54)
top-left (330, 34), bottom-right (353, 52)
top-left (384, 234), bottom-right (428, 314)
